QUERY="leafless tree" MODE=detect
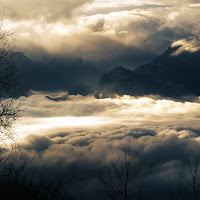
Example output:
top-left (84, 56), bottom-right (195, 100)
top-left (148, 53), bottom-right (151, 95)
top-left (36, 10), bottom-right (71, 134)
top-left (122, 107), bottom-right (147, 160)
top-left (0, 149), bottom-right (78, 200)
top-left (0, 7), bottom-right (22, 145)
top-left (99, 135), bottom-right (147, 200)
top-left (0, 7), bottom-right (79, 200)
top-left (169, 157), bottom-right (200, 200)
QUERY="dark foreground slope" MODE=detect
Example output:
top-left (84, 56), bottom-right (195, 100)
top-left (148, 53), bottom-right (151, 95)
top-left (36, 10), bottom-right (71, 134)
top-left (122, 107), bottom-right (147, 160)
top-left (100, 45), bottom-right (200, 97)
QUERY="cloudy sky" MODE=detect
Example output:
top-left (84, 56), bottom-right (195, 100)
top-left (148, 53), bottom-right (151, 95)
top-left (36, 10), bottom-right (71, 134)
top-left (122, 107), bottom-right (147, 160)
top-left (1, 1), bottom-right (200, 199)
top-left (4, 0), bottom-right (200, 67)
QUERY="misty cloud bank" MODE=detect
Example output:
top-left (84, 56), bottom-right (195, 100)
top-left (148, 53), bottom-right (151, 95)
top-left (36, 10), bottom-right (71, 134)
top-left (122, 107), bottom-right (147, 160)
top-left (7, 91), bottom-right (200, 199)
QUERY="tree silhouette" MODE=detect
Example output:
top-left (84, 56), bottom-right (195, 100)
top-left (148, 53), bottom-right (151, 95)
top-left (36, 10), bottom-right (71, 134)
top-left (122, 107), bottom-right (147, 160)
top-left (169, 157), bottom-right (200, 200)
top-left (99, 135), bottom-right (146, 200)
top-left (0, 8), bottom-right (22, 144)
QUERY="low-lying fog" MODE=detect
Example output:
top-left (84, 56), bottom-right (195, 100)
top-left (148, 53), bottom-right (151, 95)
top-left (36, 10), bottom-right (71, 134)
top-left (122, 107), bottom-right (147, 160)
top-left (12, 91), bottom-right (200, 199)
top-left (19, 91), bottom-right (200, 137)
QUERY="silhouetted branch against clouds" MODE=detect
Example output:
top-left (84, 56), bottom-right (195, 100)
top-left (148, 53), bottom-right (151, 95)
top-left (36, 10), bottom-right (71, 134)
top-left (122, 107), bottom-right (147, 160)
top-left (169, 157), bottom-right (200, 200)
top-left (98, 134), bottom-right (147, 200)
top-left (0, 8), bottom-right (22, 145)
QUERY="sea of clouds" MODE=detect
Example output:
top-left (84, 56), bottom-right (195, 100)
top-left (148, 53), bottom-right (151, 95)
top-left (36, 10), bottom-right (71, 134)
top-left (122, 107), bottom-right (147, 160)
top-left (7, 91), bottom-right (200, 199)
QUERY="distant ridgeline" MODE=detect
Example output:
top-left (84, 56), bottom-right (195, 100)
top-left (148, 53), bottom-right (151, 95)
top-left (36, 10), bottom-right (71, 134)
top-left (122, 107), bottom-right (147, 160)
top-left (14, 53), bottom-right (101, 95)
top-left (12, 43), bottom-right (200, 98)
top-left (99, 45), bottom-right (200, 98)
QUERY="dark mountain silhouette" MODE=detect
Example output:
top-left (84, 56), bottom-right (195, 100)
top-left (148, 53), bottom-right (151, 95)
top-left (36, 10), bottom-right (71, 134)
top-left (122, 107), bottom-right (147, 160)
top-left (100, 66), bottom-right (157, 96)
top-left (100, 45), bottom-right (200, 97)
top-left (14, 53), bottom-right (101, 95)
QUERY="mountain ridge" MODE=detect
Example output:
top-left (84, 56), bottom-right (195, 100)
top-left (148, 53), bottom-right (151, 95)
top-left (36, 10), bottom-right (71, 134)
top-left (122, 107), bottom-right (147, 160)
top-left (99, 44), bottom-right (200, 97)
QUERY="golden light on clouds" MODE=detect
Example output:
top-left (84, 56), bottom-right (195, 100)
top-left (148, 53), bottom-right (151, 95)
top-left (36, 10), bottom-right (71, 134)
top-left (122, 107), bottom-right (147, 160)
top-left (18, 116), bottom-right (114, 137)
top-left (1, 0), bottom-right (198, 62)
top-left (12, 92), bottom-right (200, 142)
top-left (171, 39), bottom-right (200, 55)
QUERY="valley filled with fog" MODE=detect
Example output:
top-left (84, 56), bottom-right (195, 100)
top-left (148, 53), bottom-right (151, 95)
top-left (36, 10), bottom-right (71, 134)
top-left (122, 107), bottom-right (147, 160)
top-left (11, 91), bottom-right (200, 199)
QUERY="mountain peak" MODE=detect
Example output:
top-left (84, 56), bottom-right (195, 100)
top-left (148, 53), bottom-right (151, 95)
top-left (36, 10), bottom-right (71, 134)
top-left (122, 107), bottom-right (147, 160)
top-left (162, 46), bottom-right (182, 57)
top-left (12, 52), bottom-right (33, 65)
top-left (111, 66), bottom-right (129, 72)
top-left (99, 42), bottom-right (200, 97)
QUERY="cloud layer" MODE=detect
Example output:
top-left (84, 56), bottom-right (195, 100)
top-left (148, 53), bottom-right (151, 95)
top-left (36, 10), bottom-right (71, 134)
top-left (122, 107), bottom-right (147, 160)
top-left (5, 0), bottom-right (92, 22)
top-left (2, 0), bottom-right (199, 68)
top-left (19, 91), bottom-right (200, 133)
top-left (10, 91), bottom-right (200, 200)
